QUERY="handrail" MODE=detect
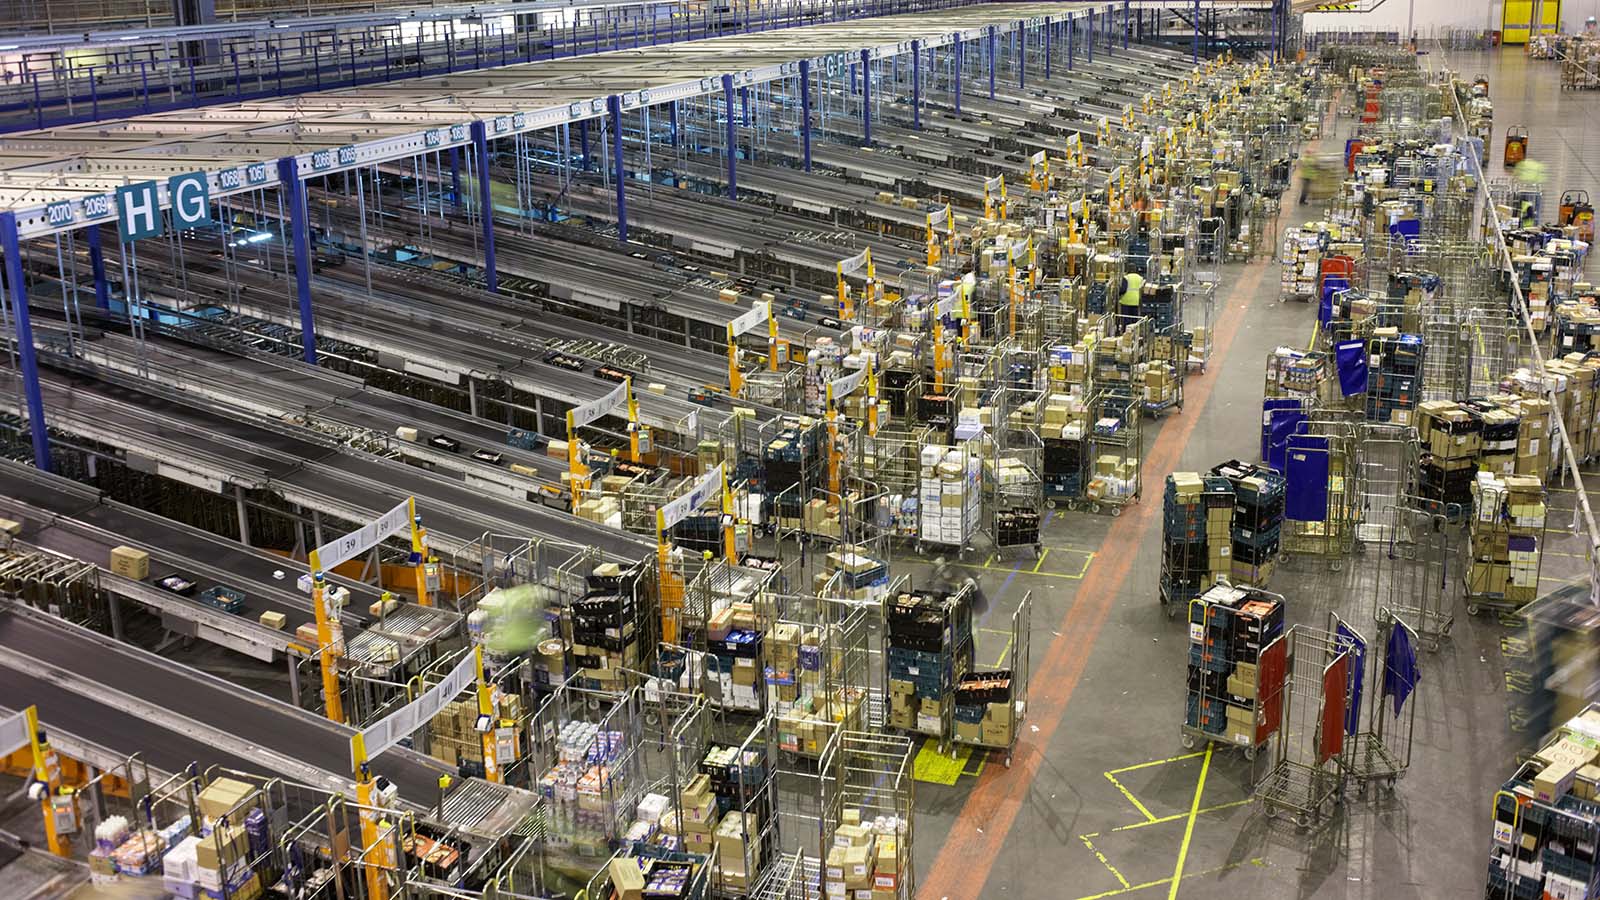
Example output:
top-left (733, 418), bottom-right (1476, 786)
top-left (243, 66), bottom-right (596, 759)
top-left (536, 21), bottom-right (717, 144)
top-left (1439, 56), bottom-right (1600, 605)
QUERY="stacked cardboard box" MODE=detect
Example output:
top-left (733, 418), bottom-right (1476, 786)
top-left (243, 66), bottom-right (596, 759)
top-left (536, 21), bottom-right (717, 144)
top-left (1416, 400), bottom-right (1481, 509)
top-left (951, 671), bottom-right (1015, 748)
top-left (1162, 473), bottom-right (1235, 604)
top-left (1467, 473), bottom-right (1546, 607)
top-left (918, 444), bottom-right (980, 547)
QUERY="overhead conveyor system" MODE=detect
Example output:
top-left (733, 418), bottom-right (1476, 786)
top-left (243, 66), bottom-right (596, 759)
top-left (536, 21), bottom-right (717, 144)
top-left (0, 365), bottom-right (658, 564)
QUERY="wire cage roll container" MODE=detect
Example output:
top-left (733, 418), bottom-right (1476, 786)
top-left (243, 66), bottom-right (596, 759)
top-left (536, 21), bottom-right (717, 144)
top-left (1085, 390), bottom-right (1143, 516)
top-left (951, 591), bottom-right (1033, 767)
top-left (1181, 584), bottom-right (1288, 761)
top-left (1372, 495), bottom-right (1461, 651)
top-left (1278, 418), bottom-right (1363, 572)
top-left (1253, 623), bottom-right (1355, 829)
top-left (1340, 608), bottom-right (1420, 795)
top-left (883, 582), bottom-right (976, 754)
top-left (1160, 474), bottom-right (1235, 618)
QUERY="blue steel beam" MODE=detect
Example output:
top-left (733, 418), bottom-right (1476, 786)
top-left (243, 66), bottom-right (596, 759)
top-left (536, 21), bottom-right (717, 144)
top-left (448, 145), bottom-right (463, 211)
top-left (987, 26), bottom-right (996, 100)
top-left (722, 74), bottom-right (738, 200)
top-left (86, 224), bottom-right (110, 310)
top-left (799, 60), bottom-right (812, 171)
top-left (275, 157), bottom-right (319, 364)
top-left (469, 121), bottom-right (499, 293)
top-left (0, 211), bottom-right (51, 472)
top-left (1044, 16), bottom-right (1051, 80)
top-left (911, 39), bottom-right (921, 129)
top-left (860, 49), bottom-right (872, 145)
top-left (1068, 14), bottom-right (1074, 70)
top-left (1017, 20), bottom-right (1025, 89)
top-left (954, 37), bottom-right (963, 113)
top-left (1087, 7), bottom-right (1093, 63)
top-left (607, 94), bottom-right (628, 244)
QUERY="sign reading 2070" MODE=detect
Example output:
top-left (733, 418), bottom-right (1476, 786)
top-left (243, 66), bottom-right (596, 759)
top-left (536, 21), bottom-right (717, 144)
top-left (114, 171), bottom-right (214, 243)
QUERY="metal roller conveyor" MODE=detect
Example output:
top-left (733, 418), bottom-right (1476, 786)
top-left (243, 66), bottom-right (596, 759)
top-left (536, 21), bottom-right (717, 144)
top-left (0, 602), bottom-right (535, 836)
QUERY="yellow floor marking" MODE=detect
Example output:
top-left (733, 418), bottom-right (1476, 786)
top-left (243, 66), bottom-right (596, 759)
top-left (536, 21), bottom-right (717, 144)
top-left (992, 633), bottom-right (1015, 668)
top-left (1308, 317), bottom-right (1320, 348)
top-left (1069, 858), bottom-right (1267, 900)
top-left (1105, 771), bottom-right (1160, 824)
top-left (1032, 547), bottom-right (1051, 573)
top-left (1080, 834), bottom-right (1132, 890)
top-left (1109, 752), bottom-right (1205, 774)
top-left (1167, 744), bottom-right (1214, 899)
top-left (948, 559), bottom-right (1091, 580)
top-left (913, 737), bottom-right (972, 786)
top-left (1101, 752), bottom-right (1205, 824)
top-left (1109, 799), bottom-right (1252, 833)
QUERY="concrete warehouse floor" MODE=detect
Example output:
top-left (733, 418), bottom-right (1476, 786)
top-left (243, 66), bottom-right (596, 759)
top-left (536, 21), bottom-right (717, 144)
top-left (898, 47), bottom-right (1600, 900)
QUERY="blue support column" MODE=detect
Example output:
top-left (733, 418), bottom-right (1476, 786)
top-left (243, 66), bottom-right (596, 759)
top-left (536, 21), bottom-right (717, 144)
top-left (448, 146), bottom-right (463, 211)
top-left (607, 95), bottom-right (628, 245)
top-left (740, 85), bottom-right (750, 127)
top-left (1044, 17), bottom-right (1051, 80)
top-left (799, 60), bottom-right (812, 171)
top-left (86, 224), bottom-right (110, 310)
top-left (722, 74), bottom-right (738, 200)
top-left (987, 26), bottom-right (996, 99)
top-left (1192, 0), bottom-right (1200, 63)
top-left (669, 101), bottom-right (679, 148)
top-left (911, 40), bottom-right (921, 129)
top-left (1124, 0), bottom-right (1130, 48)
top-left (1018, 21), bottom-right (1025, 88)
top-left (1068, 15), bottom-right (1074, 70)
top-left (860, 49), bottom-right (871, 145)
top-left (954, 38), bottom-right (963, 113)
top-left (1087, 8), bottom-right (1093, 63)
top-left (275, 157), bottom-right (319, 365)
top-left (0, 211), bottom-right (50, 473)
top-left (578, 120), bottom-right (590, 172)
top-left (469, 121), bottom-right (499, 293)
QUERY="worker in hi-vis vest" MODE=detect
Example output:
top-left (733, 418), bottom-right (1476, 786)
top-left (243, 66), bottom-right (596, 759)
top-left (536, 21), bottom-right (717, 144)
top-left (1118, 271), bottom-right (1145, 335)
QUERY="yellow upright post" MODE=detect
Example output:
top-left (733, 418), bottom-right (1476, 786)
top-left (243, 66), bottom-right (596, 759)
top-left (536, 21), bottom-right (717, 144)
top-left (307, 557), bottom-right (345, 724)
top-left (25, 707), bottom-right (70, 858)
top-left (566, 410), bottom-right (588, 512)
top-left (767, 306), bottom-right (782, 373)
top-left (655, 511), bottom-right (683, 645)
top-left (350, 736), bottom-right (392, 900)
top-left (626, 378), bottom-right (641, 464)
top-left (825, 382), bottom-right (841, 497)
top-left (721, 468), bottom-right (739, 563)
top-left (865, 359), bottom-right (880, 437)
top-left (727, 325), bottom-right (743, 397)
top-left (473, 646), bottom-right (502, 784)
top-left (408, 500), bottom-right (431, 607)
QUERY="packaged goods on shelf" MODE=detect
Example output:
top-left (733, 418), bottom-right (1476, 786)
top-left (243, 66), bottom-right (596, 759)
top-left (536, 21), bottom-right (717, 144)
top-left (1487, 706), bottom-right (1600, 900)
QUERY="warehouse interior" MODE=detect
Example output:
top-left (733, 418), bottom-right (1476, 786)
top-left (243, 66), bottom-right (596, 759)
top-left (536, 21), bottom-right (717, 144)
top-left (0, 2), bottom-right (1597, 899)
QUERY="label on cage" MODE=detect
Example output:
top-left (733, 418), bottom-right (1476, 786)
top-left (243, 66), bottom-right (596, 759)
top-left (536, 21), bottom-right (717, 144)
top-left (1493, 821), bottom-right (1514, 847)
top-left (907, 666), bottom-right (919, 676)
top-left (1189, 623), bottom-right (1204, 643)
top-left (1234, 733), bottom-right (1250, 745)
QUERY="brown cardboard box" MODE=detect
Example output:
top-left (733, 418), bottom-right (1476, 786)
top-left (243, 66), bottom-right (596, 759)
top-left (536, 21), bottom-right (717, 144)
top-left (258, 611), bottom-right (287, 631)
top-left (609, 858), bottom-right (646, 900)
top-left (194, 824), bottom-right (248, 869)
top-left (197, 778), bottom-right (259, 822)
top-left (955, 719), bottom-right (983, 743)
top-left (109, 545), bottom-right (150, 580)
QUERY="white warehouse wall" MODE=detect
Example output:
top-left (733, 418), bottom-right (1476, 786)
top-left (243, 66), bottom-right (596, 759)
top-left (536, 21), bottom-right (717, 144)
top-left (1303, 0), bottom-right (1502, 35)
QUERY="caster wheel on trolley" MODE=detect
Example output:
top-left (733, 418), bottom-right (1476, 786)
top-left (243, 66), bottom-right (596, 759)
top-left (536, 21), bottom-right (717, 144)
top-left (1263, 802), bottom-right (1278, 820)
top-left (1467, 603), bottom-right (1481, 616)
top-left (1047, 499), bottom-right (1057, 509)
top-left (1180, 732), bottom-right (1197, 750)
top-left (1385, 776), bottom-right (1398, 792)
top-left (1112, 506), bottom-right (1122, 517)
top-left (1034, 544), bottom-right (1043, 558)
top-left (1296, 814), bottom-right (1312, 830)
top-left (1329, 559), bottom-right (1343, 572)
top-left (1004, 754), bottom-right (1013, 769)
top-left (1243, 745), bottom-right (1256, 761)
